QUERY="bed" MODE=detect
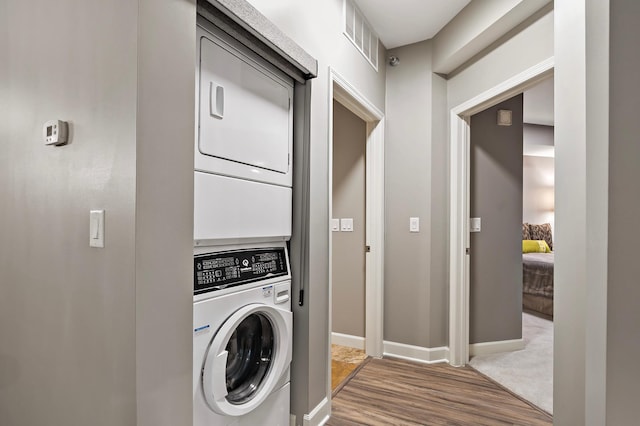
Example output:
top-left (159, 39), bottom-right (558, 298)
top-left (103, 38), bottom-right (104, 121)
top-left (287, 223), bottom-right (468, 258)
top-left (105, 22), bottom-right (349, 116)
top-left (522, 223), bottom-right (554, 319)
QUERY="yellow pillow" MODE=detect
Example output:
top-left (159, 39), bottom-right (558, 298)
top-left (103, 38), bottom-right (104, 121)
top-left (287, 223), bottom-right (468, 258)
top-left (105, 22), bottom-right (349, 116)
top-left (522, 240), bottom-right (551, 253)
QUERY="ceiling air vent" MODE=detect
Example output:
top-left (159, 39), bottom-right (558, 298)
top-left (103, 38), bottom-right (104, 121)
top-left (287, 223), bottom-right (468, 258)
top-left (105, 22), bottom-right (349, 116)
top-left (344, 0), bottom-right (379, 71)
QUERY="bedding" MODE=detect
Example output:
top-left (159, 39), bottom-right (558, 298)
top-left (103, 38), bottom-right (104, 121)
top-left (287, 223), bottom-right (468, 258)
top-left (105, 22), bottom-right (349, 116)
top-left (522, 252), bottom-right (554, 298)
top-left (522, 252), bottom-right (554, 318)
top-left (522, 222), bottom-right (554, 318)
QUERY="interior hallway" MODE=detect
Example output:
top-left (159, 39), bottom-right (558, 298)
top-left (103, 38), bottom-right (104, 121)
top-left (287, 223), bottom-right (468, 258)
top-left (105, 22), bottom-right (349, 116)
top-left (328, 357), bottom-right (552, 425)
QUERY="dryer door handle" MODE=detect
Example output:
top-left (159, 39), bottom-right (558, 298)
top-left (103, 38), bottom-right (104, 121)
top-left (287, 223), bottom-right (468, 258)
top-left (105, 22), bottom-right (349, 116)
top-left (210, 82), bottom-right (224, 119)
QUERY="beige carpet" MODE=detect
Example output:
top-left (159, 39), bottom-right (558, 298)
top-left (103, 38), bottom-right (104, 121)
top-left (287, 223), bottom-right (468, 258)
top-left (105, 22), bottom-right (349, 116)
top-left (469, 312), bottom-right (553, 414)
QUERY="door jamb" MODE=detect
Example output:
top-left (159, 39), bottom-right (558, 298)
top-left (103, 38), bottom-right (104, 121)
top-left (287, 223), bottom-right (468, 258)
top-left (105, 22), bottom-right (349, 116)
top-left (448, 58), bottom-right (554, 366)
top-left (327, 68), bottom-right (385, 391)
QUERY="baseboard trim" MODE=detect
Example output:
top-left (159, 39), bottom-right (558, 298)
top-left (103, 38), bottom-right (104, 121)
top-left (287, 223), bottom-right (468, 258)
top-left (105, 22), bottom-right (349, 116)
top-left (303, 397), bottom-right (330, 426)
top-left (331, 332), bottom-right (365, 350)
top-left (469, 338), bottom-right (525, 357)
top-left (383, 341), bottom-right (449, 364)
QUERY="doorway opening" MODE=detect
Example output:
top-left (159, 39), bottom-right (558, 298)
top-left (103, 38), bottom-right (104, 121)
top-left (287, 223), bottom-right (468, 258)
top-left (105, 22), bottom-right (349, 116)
top-left (464, 76), bottom-right (555, 415)
top-left (448, 58), bottom-right (554, 368)
top-left (327, 69), bottom-right (385, 399)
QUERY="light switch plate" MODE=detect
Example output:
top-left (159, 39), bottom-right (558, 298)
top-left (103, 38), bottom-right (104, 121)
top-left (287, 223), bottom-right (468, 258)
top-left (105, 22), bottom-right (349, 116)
top-left (409, 217), bottom-right (420, 233)
top-left (331, 218), bottom-right (340, 232)
top-left (470, 217), bottom-right (481, 233)
top-left (90, 210), bottom-right (105, 248)
top-left (340, 218), bottom-right (353, 232)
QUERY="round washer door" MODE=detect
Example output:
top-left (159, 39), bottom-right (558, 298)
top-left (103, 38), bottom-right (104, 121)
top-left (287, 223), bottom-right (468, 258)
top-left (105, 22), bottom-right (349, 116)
top-left (202, 303), bottom-right (292, 416)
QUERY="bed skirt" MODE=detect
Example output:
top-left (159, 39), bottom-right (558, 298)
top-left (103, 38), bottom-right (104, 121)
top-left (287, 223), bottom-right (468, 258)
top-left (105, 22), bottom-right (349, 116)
top-left (523, 293), bottom-right (553, 319)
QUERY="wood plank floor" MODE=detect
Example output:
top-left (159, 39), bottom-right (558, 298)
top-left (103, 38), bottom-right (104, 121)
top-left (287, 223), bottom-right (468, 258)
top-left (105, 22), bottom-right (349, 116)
top-left (327, 357), bottom-right (553, 426)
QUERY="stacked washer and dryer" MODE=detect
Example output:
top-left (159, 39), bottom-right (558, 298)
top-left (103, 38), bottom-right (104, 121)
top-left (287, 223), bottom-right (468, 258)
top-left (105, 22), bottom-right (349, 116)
top-left (193, 21), bottom-right (295, 426)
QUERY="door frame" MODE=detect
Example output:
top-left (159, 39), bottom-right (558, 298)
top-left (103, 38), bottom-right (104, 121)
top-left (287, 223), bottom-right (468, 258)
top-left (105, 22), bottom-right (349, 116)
top-left (327, 68), bottom-right (385, 371)
top-left (448, 57), bottom-right (554, 367)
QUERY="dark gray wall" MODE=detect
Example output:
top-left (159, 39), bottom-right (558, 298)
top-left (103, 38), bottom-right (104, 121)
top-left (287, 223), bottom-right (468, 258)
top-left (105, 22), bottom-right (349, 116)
top-left (332, 101), bottom-right (366, 338)
top-left (607, 0), bottom-right (640, 423)
top-left (469, 95), bottom-right (524, 344)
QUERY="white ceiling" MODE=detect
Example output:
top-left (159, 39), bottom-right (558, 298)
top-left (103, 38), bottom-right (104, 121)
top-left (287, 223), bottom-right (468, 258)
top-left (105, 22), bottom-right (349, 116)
top-left (353, 0), bottom-right (471, 49)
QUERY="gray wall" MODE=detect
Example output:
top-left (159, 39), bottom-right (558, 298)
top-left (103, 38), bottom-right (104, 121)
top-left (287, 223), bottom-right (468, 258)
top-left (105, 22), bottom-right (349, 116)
top-left (135, 1), bottom-right (195, 424)
top-left (469, 95), bottom-right (523, 344)
top-left (447, 9), bottom-right (554, 108)
top-left (332, 101), bottom-right (366, 338)
top-left (0, 1), bottom-right (195, 425)
top-left (244, 0), bottom-right (386, 421)
top-left (381, 7), bottom-right (554, 351)
top-left (432, 0), bottom-right (552, 75)
top-left (607, 0), bottom-right (640, 423)
top-left (523, 155), bottom-right (554, 231)
top-left (384, 40), bottom-right (448, 348)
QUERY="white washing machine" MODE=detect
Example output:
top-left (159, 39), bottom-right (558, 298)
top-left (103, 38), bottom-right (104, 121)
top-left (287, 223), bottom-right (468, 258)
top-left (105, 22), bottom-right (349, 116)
top-left (194, 23), bottom-right (294, 246)
top-left (193, 243), bottom-right (292, 426)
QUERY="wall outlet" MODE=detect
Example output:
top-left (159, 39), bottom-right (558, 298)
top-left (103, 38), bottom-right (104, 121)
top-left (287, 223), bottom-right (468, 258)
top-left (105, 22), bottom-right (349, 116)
top-left (340, 218), bottom-right (353, 232)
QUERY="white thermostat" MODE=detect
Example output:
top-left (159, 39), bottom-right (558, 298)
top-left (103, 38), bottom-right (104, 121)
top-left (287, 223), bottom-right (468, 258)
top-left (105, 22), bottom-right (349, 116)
top-left (43, 120), bottom-right (68, 146)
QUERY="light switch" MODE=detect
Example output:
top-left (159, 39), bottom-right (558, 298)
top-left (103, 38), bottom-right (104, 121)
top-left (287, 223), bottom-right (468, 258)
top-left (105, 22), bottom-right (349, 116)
top-left (409, 217), bottom-right (420, 233)
top-left (90, 210), bottom-right (105, 248)
top-left (331, 218), bottom-right (340, 232)
top-left (340, 218), bottom-right (353, 232)
top-left (470, 217), bottom-right (481, 233)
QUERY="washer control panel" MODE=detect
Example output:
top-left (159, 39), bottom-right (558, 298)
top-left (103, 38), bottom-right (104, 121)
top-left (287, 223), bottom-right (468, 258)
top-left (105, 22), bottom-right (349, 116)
top-left (194, 247), bottom-right (288, 295)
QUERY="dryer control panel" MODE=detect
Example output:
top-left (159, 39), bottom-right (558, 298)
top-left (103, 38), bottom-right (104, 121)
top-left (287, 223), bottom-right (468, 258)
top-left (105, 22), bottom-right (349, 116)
top-left (194, 247), bottom-right (288, 295)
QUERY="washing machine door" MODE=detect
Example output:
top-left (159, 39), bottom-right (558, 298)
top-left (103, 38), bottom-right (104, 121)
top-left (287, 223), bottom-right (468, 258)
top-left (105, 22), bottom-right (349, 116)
top-left (202, 303), bottom-right (292, 416)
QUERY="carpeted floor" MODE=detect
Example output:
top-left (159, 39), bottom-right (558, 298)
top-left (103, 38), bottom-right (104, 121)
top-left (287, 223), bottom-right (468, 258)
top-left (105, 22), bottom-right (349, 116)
top-left (469, 312), bottom-right (553, 414)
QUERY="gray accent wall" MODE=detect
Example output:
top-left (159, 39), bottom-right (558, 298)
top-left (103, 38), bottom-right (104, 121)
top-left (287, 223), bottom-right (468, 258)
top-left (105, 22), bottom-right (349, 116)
top-left (469, 95), bottom-right (524, 344)
top-left (332, 101), bottom-right (366, 338)
top-left (0, 1), bottom-right (195, 425)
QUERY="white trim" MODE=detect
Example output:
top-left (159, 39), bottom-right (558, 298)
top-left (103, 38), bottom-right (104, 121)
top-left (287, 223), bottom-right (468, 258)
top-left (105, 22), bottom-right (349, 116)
top-left (364, 117), bottom-right (384, 358)
top-left (448, 57), bottom-right (554, 367)
top-left (332, 77), bottom-right (384, 121)
top-left (468, 338), bottom-right (525, 357)
top-left (383, 341), bottom-right (450, 364)
top-left (328, 67), bottom-right (385, 384)
top-left (451, 57), bottom-right (555, 117)
top-left (303, 397), bottom-right (330, 426)
top-left (331, 332), bottom-right (365, 350)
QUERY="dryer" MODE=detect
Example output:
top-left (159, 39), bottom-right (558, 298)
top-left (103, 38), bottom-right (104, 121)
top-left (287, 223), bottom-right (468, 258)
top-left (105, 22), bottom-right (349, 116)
top-left (195, 23), bottom-right (294, 246)
top-left (193, 243), bottom-right (292, 426)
